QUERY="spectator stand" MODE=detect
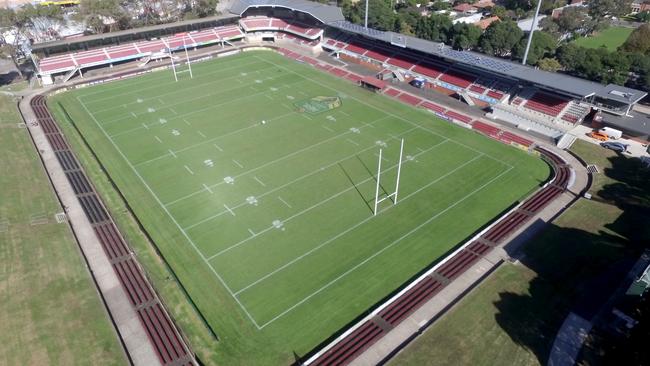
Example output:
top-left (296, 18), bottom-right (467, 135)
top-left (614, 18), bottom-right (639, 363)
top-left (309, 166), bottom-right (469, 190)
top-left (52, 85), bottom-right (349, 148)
top-left (35, 25), bottom-right (245, 84)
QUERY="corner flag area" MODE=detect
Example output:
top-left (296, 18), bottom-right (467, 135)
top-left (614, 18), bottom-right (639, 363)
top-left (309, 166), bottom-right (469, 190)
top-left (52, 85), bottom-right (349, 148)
top-left (50, 50), bottom-right (549, 363)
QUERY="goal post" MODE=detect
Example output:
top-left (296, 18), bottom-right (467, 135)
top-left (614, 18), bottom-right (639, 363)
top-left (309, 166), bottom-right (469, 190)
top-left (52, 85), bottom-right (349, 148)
top-left (170, 36), bottom-right (194, 82)
top-left (373, 138), bottom-right (405, 216)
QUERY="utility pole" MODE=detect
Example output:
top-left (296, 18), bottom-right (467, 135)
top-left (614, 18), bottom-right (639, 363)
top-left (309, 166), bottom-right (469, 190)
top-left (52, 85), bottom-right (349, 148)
top-left (364, 0), bottom-right (369, 29)
top-left (522, 0), bottom-right (543, 65)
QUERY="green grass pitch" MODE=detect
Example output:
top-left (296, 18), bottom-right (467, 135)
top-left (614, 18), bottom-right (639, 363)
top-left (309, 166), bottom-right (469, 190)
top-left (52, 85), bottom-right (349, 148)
top-left (51, 50), bottom-right (549, 364)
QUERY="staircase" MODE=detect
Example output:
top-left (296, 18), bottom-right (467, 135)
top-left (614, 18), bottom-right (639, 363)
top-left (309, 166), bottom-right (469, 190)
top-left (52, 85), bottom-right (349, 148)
top-left (62, 67), bottom-right (79, 82)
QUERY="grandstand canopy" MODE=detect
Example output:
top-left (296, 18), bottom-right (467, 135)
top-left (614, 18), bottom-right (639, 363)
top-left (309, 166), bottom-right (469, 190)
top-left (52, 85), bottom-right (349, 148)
top-left (226, 0), bottom-right (646, 103)
top-left (32, 14), bottom-right (238, 55)
top-left (229, 0), bottom-right (345, 24)
top-left (595, 84), bottom-right (647, 105)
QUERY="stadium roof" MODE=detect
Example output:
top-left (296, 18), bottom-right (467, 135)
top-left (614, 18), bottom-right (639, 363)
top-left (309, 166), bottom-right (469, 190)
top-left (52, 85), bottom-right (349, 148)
top-left (328, 21), bottom-right (614, 99)
top-left (227, 0), bottom-right (645, 102)
top-left (229, 0), bottom-right (345, 24)
top-left (32, 14), bottom-right (237, 52)
top-left (595, 84), bottom-right (647, 104)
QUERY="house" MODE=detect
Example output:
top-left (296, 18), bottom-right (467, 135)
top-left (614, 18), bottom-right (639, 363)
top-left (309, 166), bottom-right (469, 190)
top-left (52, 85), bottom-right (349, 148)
top-left (631, 0), bottom-right (650, 13)
top-left (475, 16), bottom-right (499, 30)
top-left (453, 3), bottom-right (478, 13)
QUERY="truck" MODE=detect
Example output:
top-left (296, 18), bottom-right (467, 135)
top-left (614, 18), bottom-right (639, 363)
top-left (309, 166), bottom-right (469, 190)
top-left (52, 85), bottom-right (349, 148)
top-left (601, 127), bottom-right (623, 139)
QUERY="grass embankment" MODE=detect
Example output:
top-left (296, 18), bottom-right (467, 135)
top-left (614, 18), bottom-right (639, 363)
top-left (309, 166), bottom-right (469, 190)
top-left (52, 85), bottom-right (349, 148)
top-left (0, 95), bottom-right (126, 365)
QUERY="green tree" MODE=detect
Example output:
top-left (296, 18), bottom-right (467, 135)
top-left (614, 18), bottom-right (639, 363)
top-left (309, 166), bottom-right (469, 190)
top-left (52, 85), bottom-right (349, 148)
top-left (79, 0), bottom-right (128, 33)
top-left (600, 50), bottom-right (631, 84)
top-left (622, 23), bottom-right (650, 54)
top-left (555, 7), bottom-right (592, 33)
top-left (537, 57), bottom-right (563, 71)
top-left (490, 5), bottom-right (508, 18)
top-left (513, 31), bottom-right (557, 65)
top-left (588, 0), bottom-right (632, 19)
top-left (635, 10), bottom-right (650, 22)
top-left (366, 0), bottom-right (396, 31)
top-left (449, 23), bottom-right (481, 50)
top-left (556, 43), bottom-right (586, 70)
top-left (503, 0), bottom-right (536, 11)
top-left (479, 20), bottom-right (524, 56)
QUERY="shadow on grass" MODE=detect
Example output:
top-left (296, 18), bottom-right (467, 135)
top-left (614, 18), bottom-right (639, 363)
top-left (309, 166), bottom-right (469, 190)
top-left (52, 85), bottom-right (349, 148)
top-left (493, 153), bottom-right (650, 365)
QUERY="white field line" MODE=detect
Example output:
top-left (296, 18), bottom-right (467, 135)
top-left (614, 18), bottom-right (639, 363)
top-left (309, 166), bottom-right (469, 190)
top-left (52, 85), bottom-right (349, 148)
top-left (106, 78), bottom-right (303, 134)
top-left (223, 204), bottom-right (235, 216)
top-left (277, 196), bottom-right (292, 208)
top-left (214, 143), bottom-right (223, 152)
top-left (75, 54), bottom-right (256, 99)
top-left (154, 136), bottom-right (162, 143)
top-left (322, 125), bottom-right (335, 133)
top-left (256, 165), bottom-right (513, 329)
top-left (254, 55), bottom-right (513, 169)
top-left (248, 228), bottom-right (256, 236)
top-left (182, 130), bottom-right (421, 232)
top-left (82, 58), bottom-right (266, 108)
top-left (168, 149), bottom-right (176, 158)
top-left (76, 96), bottom-right (263, 329)
top-left (184, 165), bottom-right (194, 175)
top-left (232, 159), bottom-right (244, 168)
top-left (253, 176), bottom-right (266, 187)
top-left (133, 109), bottom-right (295, 166)
top-left (206, 140), bottom-right (448, 259)
top-left (198, 131), bottom-right (206, 138)
top-left (101, 72), bottom-right (302, 129)
top-left (165, 115), bottom-right (393, 207)
top-left (346, 138), bottom-right (360, 146)
top-left (142, 123), bottom-right (149, 130)
top-left (203, 184), bottom-right (213, 194)
top-left (232, 152), bottom-right (485, 296)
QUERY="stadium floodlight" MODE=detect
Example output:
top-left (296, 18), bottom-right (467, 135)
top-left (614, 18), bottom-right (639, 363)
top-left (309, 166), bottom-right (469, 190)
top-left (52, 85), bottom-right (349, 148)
top-left (522, 0), bottom-right (543, 65)
top-left (373, 139), bottom-right (405, 216)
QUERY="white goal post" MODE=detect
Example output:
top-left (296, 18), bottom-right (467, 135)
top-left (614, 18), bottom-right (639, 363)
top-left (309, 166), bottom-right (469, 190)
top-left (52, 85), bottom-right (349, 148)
top-left (373, 138), bottom-right (404, 216)
top-left (170, 36), bottom-right (194, 82)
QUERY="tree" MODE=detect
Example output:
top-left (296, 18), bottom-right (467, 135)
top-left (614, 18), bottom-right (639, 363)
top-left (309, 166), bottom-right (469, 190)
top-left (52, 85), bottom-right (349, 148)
top-left (479, 20), bottom-right (524, 56)
top-left (79, 0), bottom-right (128, 33)
top-left (588, 0), bottom-right (632, 19)
top-left (503, 0), bottom-right (536, 12)
top-left (600, 50), bottom-right (631, 84)
top-left (537, 57), bottom-right (563, 71)
top-left (635, 10), bottom-right (650, 22)
top-left (555, 7), bottom-right (592, 34)
top-left (449, 23), bottom-right (481, 50)
top-left (513, 31), bottom-right (558, 65)
top-left (414, 14), bottom-right (452, 42)
top-left (556, 43), bottom-right (586, 70)
top-left (622, 23), bottom-right (650, 54)
top-left (366, 0), bottom-right (396, 31)
top-left (0, 4), bottom-right (62, 78)
top-left (182, 0), bottom-right (218, 19)
top-left (490, 5), bottom-right (508, 18)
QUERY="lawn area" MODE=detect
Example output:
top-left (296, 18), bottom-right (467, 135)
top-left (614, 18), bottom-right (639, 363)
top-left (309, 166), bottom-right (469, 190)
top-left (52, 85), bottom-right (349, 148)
top-left (0, 95), bottom-right (125, 365)
top-left (573, 26), bottom-right (633, 51)
top-left (49, 50), bottom-right (548, 364)
top-left (389, 140), bottom-right (647, 366)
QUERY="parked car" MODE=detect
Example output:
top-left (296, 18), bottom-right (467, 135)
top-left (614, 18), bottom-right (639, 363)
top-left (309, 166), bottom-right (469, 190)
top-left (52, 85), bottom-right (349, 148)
top-left (588, 131), bottom-right (609, 141)
top-left (600, 141), bottom-right (629, 152)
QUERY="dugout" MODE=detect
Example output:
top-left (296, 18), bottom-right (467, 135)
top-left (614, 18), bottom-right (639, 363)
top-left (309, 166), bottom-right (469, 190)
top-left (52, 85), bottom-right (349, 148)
top-left (359, 76), bottom-right (387, 92)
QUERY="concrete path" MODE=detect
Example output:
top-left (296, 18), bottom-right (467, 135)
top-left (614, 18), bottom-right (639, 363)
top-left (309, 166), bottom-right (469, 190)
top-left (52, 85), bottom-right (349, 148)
top-left (19, 93), bottom-right (162, 366)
